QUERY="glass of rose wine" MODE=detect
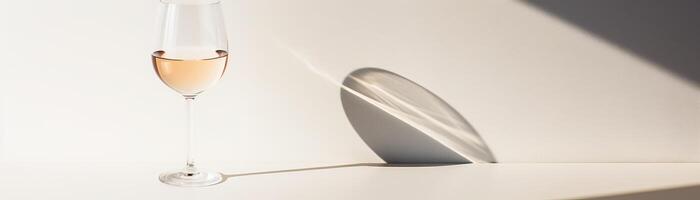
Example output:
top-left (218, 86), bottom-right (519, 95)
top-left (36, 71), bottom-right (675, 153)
top-left (152, 0), bottom-right (228, 187)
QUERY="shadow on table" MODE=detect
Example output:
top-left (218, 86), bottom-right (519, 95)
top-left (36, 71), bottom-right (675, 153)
top-left (583, 185), bottom-right (700, 200)
top-left (222, 163), bottom-right (459, 180)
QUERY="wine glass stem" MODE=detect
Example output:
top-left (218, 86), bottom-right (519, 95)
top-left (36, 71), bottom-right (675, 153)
top-left (184, 96), bottom-right (197, 172)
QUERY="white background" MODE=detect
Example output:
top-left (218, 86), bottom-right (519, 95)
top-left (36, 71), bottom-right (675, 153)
top-left (0, 0), bottom-right (698, 166)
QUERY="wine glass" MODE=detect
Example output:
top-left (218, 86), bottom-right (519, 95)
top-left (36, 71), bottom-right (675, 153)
top-left (151, 0), bottom-right (228, 187)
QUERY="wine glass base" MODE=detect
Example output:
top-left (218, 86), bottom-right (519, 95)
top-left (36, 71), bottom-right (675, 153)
top-left (159, 170), bottom-right (224, 187)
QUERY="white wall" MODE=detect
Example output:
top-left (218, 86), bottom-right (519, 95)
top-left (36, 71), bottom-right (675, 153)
top-left (0, 0), bottom-right (697, 164)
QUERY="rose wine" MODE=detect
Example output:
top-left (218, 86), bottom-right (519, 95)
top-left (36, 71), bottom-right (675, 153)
top-left (152, 50), bottom-right (228, 96)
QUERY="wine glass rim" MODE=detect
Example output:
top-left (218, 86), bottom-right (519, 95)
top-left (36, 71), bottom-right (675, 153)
top-left (159, 0), bottom-right (221, 5)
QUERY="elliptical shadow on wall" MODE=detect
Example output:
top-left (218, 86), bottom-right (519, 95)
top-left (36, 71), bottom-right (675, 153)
top-left (341, 68), bottom-right (496, 164)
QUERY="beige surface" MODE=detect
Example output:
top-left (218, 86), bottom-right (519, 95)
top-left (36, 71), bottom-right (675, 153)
top-left (1, 162), bottom-right (700, 199)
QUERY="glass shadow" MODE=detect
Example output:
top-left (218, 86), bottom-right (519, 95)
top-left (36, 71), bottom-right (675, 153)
top-left (341, 68), bottom-right (496, 164)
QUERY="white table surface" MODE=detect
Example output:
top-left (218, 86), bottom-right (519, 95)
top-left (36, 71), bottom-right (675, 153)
top-left (2, 162), bottom-right (700, 200)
